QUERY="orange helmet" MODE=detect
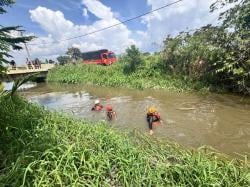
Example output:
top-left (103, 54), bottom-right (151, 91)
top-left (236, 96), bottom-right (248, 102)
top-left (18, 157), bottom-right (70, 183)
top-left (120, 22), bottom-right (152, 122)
top-left (106, 105), bottom-right (113, 111)
top-left (147, 106), bottom-right (157, 114)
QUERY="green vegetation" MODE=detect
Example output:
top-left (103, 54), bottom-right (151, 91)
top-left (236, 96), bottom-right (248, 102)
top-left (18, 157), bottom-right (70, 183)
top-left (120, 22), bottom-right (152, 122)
top-left (47, 62), bottom-right (207, 92)
top-left (161, 0), bottom-right (250, 94)
top-left (0, 82), bottom-right (3, 91)
top-left (0, 95), bottom-right (249, 186)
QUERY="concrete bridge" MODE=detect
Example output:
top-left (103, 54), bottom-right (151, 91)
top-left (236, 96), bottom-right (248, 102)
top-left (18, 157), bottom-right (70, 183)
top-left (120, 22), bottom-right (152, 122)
top-left (3, 64), bottom-right (55, 82)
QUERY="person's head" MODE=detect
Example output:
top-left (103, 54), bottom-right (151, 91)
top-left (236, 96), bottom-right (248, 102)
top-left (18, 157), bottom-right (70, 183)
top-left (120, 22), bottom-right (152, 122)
top-left (106, 105), bottom-right (113, 112)
top-left (94, 99), bottom-right (100, 105)
top-left (147, 106), bottom-right (157, 114)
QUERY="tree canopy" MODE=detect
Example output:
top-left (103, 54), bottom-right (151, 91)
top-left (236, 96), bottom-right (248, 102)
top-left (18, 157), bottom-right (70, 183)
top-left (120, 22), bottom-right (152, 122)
top-left (57, 55), bottom-right (71, 66)
top-left (66, 47), bottom-right (82, 60)
top-left (161, 0), bottom-right (249, 94)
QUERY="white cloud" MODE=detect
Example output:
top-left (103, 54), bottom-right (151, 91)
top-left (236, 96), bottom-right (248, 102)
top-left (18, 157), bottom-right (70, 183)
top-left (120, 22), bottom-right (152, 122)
top-left (29, 7), bottom-right (75, 40)
top-left (82, 0), bottom-right (114, 20)
top-left (139, 0), bottom-right (220, 51)
top-left (136, 30), bottom-right (148, 38)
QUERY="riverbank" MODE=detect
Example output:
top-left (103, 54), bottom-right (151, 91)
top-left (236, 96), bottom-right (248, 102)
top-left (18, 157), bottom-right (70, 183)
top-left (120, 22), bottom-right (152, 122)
top-left (47, 63), bottom-right (210, 93)
top-left (0, 95), bottom-right (249, 186)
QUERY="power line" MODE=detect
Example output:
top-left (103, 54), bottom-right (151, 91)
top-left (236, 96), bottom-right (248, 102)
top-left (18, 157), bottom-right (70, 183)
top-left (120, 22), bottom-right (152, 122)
top-left (28, 0), bottom-right (184, 46)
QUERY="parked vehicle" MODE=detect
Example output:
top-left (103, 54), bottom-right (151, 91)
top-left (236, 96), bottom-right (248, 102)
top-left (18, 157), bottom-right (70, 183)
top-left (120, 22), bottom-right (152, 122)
top-left (82, 49), bottom-right (117, 65)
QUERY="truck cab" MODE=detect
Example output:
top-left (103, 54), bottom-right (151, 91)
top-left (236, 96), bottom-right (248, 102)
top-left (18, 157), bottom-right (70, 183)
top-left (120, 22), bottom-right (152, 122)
top-left (82, 49), bottom-right (117, 65)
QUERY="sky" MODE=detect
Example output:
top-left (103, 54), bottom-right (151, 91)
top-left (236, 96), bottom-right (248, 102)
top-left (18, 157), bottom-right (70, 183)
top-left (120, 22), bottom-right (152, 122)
top-left (1, 0), bottom-right (222, 64)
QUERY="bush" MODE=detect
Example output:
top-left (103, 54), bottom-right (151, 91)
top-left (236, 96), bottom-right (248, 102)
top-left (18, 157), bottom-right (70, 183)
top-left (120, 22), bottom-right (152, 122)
top-left (122, 45), bottom-right (144, 74)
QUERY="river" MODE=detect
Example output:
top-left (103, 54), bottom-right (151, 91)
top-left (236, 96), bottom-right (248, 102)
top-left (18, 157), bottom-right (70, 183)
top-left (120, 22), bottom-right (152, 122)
top-left (19, 83), bottom-right (250, 157)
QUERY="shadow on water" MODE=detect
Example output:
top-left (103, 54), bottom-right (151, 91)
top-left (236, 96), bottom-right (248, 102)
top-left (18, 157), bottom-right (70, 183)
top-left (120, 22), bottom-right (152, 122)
top-left (21, 83), bottom-right (250, 157)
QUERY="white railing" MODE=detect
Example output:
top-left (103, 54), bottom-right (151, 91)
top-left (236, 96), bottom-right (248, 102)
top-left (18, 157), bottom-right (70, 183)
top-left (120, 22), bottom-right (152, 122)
top-left (7, 64), bottom-right (55, 74)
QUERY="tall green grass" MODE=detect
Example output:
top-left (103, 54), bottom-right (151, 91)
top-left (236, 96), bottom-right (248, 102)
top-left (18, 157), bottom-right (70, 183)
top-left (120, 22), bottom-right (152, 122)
top-left (0, 96), bottom-right (249, 186)
top-left (47, 62), bottom-right (208, 92)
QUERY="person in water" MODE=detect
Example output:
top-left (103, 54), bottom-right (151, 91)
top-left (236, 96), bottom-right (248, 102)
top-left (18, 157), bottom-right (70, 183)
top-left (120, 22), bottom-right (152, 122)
top-left (106, 105), bottom-right (116, 120)
top-left (146, 106), bottom-right (162, 135)
top-left (91, 99), bottom-right (103, 111)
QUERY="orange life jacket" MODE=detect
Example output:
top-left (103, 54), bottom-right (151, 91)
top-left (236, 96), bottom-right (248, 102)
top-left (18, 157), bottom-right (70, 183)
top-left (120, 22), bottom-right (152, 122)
top-left (147, 112), bottom-right (160, 120)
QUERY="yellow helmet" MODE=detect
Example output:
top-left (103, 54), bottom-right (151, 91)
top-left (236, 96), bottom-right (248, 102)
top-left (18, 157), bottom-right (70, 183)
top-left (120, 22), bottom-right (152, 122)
top-left (148, 106), bottom-right (157, 114)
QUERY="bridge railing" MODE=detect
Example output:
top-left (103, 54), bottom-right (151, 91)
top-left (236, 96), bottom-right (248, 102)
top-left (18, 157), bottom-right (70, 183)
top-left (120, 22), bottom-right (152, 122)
top-left (7, 64), bottom-right (55, 75)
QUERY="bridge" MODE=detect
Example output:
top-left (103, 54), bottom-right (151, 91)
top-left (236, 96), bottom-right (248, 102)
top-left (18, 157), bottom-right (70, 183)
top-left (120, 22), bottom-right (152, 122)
top-left (3, 64), bottom-right (55, 82)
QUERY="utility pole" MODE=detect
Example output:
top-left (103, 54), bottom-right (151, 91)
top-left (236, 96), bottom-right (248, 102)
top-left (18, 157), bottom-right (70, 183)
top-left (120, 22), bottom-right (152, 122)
top-left (21, 31), bottom-right (32, 61)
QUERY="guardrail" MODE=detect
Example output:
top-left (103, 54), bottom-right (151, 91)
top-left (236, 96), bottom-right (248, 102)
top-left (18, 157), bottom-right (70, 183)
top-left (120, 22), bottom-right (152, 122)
top-left (7, 64), bottom-right (55, 75)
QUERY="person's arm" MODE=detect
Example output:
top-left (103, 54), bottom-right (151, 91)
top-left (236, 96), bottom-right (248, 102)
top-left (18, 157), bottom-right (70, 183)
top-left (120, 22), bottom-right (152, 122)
top-left (113, 111), bottom-right (117, 118)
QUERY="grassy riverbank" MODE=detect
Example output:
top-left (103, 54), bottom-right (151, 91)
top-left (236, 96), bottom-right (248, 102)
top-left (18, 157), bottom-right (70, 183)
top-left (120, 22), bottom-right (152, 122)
top-left (0, 95), bottom-right (249, 186)
top-left (47, 62), bottom-right (209, 92)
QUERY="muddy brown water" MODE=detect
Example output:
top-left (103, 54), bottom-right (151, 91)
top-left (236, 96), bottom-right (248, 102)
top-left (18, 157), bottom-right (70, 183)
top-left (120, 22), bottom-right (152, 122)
top-left (21, 83), bottom-right (250, 157)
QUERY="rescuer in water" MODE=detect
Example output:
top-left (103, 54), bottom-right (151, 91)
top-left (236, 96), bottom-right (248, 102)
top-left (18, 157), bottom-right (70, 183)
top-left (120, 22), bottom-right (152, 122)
top-left (106, 105), bottom-right (116, 120)
top-left (146, 106), bottom-right (162, 135)
top-left (91, 99), bottom-right (103, 111)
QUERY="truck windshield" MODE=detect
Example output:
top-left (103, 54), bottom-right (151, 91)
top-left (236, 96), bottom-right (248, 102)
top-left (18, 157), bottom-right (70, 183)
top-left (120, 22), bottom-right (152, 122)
top-left (103, 54), bottom-right (108, 59)
top-left (108, 53), bottom-right (116, 58)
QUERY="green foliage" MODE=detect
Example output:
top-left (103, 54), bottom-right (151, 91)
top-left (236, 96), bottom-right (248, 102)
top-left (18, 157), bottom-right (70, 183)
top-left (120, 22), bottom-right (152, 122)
top-left (122, 45), bottom-right (144, 74)
top-left (161, 0), bottom-right (250, 94)
top-left (66, 47), bottom-right (82, 61)
top-left (47, 63), bottom-right (203, 92)
top-left (56, 55), bottom-right (71, 65)
top-left (211, 0), bottom-right (250, 30)
top-left (0, 82), bottom-right (3, 91)
top-left (212, 0), bottom-right (250, 93)
top-left (0, 96), bottom-right (249, 186)
top-left (0, 0), bottom-right (15, 14)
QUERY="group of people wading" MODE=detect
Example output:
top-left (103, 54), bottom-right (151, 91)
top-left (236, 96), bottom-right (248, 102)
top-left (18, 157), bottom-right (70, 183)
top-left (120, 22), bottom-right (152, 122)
top-left (91, 100), bottom-right (163, 135)
top-left (91, 99), bottom-right (117, 121)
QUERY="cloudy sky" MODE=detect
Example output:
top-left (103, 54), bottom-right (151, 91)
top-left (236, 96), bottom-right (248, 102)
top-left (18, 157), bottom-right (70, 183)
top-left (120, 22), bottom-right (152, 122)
top-left (2, 0), bottom-right (221, 64)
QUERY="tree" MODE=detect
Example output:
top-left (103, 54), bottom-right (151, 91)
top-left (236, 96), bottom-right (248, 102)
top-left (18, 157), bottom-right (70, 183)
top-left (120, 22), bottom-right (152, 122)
top-left (66, 47), bottom-right (82, 61)
top-left (143, 52), bottom-right (151, 56)
top-left (0, 0), bottom-right (34, 75)
top-left (161, 0), bottom-right (249, 94)
top-left (57, 56), bottom-right (71, 65)
top-left (0, 0), bottom-right (14, 14)
top-left (123, 45), bottom-right (144, 74)
top-left (210, 0), bottom-right (250, 93)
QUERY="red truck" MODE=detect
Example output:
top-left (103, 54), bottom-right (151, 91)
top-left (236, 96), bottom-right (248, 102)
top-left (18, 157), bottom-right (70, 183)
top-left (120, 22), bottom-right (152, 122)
top-left (82, 49), bottom-right (117, 65)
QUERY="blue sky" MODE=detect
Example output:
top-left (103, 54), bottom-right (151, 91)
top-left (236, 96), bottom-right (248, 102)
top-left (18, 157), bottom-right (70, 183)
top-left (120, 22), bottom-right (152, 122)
top-left (1, 0), bottom-right (221, 63)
